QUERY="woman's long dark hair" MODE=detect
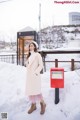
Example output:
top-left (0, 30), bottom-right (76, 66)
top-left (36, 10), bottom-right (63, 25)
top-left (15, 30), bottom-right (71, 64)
top-left (27, 42), bottom-right (37, 59)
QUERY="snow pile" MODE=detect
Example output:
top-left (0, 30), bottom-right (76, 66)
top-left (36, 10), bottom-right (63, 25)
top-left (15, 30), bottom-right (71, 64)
top-left (0, 62), bottom-right (26, 105)
top-left (0, 62), bottom-right (80, 120)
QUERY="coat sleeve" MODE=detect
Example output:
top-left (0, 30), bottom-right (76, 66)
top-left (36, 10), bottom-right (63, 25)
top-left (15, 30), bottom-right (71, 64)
top-left (35, 53), bottom-right (43, 75)
top-left (25, 59), bottom-right (29, 67)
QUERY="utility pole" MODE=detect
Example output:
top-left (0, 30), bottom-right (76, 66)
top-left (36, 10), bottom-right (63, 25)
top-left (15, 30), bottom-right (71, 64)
top-left (39, 3), bottom-right (41, 31)
top-left (38, 3), bottom-right (42, 49)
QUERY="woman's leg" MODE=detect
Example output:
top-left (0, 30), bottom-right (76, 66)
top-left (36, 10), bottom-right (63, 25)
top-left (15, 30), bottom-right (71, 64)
top-left (40, 98), bottom-right (46, 114)
top-left (27, 96), bottom-right (37, 114)
top-left (33, 94), bottom-right (46, 115)
top-left (27, 94), bottom-right (46, 114)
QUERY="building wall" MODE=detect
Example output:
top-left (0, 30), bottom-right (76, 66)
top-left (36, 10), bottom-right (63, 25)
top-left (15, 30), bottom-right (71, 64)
top-left (69, 12), bottom-right (80, 25)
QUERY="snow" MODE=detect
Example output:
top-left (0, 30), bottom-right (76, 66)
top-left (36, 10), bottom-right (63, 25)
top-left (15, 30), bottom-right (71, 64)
top-left (40, 47), bottom-right (80, 51)
top-left (0, 52), bottom-right (16, 55)
top-left (39, 25), bottom-right (80, 50)
top-left (0, 60), bottom-right (80, 120)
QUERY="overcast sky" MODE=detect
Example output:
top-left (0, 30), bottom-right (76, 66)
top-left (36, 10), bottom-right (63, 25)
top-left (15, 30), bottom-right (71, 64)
top-left (0, 0), bottom-right (80, 32)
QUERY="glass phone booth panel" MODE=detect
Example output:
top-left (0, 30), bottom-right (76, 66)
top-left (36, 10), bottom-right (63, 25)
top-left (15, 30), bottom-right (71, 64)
top-left (17, 35), bottom-right (34, 66)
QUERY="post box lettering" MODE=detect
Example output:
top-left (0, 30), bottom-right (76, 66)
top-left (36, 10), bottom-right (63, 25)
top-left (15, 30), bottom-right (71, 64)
top-left (52, 71), bottom-right (63, 79)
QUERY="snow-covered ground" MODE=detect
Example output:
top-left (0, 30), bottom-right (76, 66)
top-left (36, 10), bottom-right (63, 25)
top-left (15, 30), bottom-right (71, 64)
top-left (0, 61), bottom-right (80, 120)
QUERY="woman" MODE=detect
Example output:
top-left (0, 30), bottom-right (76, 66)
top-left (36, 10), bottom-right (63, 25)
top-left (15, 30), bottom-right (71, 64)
top-left (26, 41), bottom-right (46, 115)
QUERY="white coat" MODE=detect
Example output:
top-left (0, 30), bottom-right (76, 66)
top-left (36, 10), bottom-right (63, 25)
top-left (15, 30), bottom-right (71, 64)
top-left (26, 52), bottom-right (43, 96)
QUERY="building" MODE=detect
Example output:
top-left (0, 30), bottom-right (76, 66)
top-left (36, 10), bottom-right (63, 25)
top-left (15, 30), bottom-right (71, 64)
top-left (0, 41), bottom-right (5, 48)
top-left (69, 12), bottom-right (80, 25)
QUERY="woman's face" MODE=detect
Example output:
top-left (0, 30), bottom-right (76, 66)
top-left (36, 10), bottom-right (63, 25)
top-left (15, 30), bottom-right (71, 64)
top-left (29, 43), bottom-right (35, 51)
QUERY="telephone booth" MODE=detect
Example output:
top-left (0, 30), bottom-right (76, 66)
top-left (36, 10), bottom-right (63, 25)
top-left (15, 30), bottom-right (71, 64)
top-left (17, 27), bottom-right (38, 66)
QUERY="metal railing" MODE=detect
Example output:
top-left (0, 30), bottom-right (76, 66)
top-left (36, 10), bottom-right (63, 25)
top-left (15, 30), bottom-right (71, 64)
top-left (0, 54), bottom-right (17, 64)
top-left (0, 49), bottom-right (80, 72)
top-left (39, 49), bottom-right (80, 71)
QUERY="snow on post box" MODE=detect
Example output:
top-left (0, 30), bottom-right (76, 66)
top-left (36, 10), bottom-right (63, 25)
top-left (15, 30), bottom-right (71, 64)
top-left (50, 68), bottom-right (64, 88)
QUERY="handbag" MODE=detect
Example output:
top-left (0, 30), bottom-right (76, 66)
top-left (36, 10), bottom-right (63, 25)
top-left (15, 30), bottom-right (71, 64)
top-left (40, 68), bottom-right (43, 74)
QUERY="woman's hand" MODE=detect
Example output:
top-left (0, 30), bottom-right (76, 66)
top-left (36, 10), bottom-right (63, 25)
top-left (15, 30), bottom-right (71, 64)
top-left (35, 73), bottom-right (38, 76)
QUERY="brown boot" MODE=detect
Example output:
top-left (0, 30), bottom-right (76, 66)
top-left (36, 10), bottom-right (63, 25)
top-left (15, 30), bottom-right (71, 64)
top-left (40, 102), bottom-right (46, 115)
top-left (28, 103), bottom-right (37, 114)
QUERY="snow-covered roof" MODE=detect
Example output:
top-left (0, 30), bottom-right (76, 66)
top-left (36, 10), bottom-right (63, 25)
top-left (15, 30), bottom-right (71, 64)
top-left (18, 26), bottom-right (35, 32)
top-left (0, 0), bottom-right (12, 3)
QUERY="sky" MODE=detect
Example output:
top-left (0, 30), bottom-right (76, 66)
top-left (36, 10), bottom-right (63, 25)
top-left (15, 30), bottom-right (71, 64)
top-left (0, 0), bottom-right (80, 32)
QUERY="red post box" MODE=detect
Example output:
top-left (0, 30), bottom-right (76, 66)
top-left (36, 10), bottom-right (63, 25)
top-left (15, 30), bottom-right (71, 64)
top-left (50, 68), bottom-right (64, 88)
